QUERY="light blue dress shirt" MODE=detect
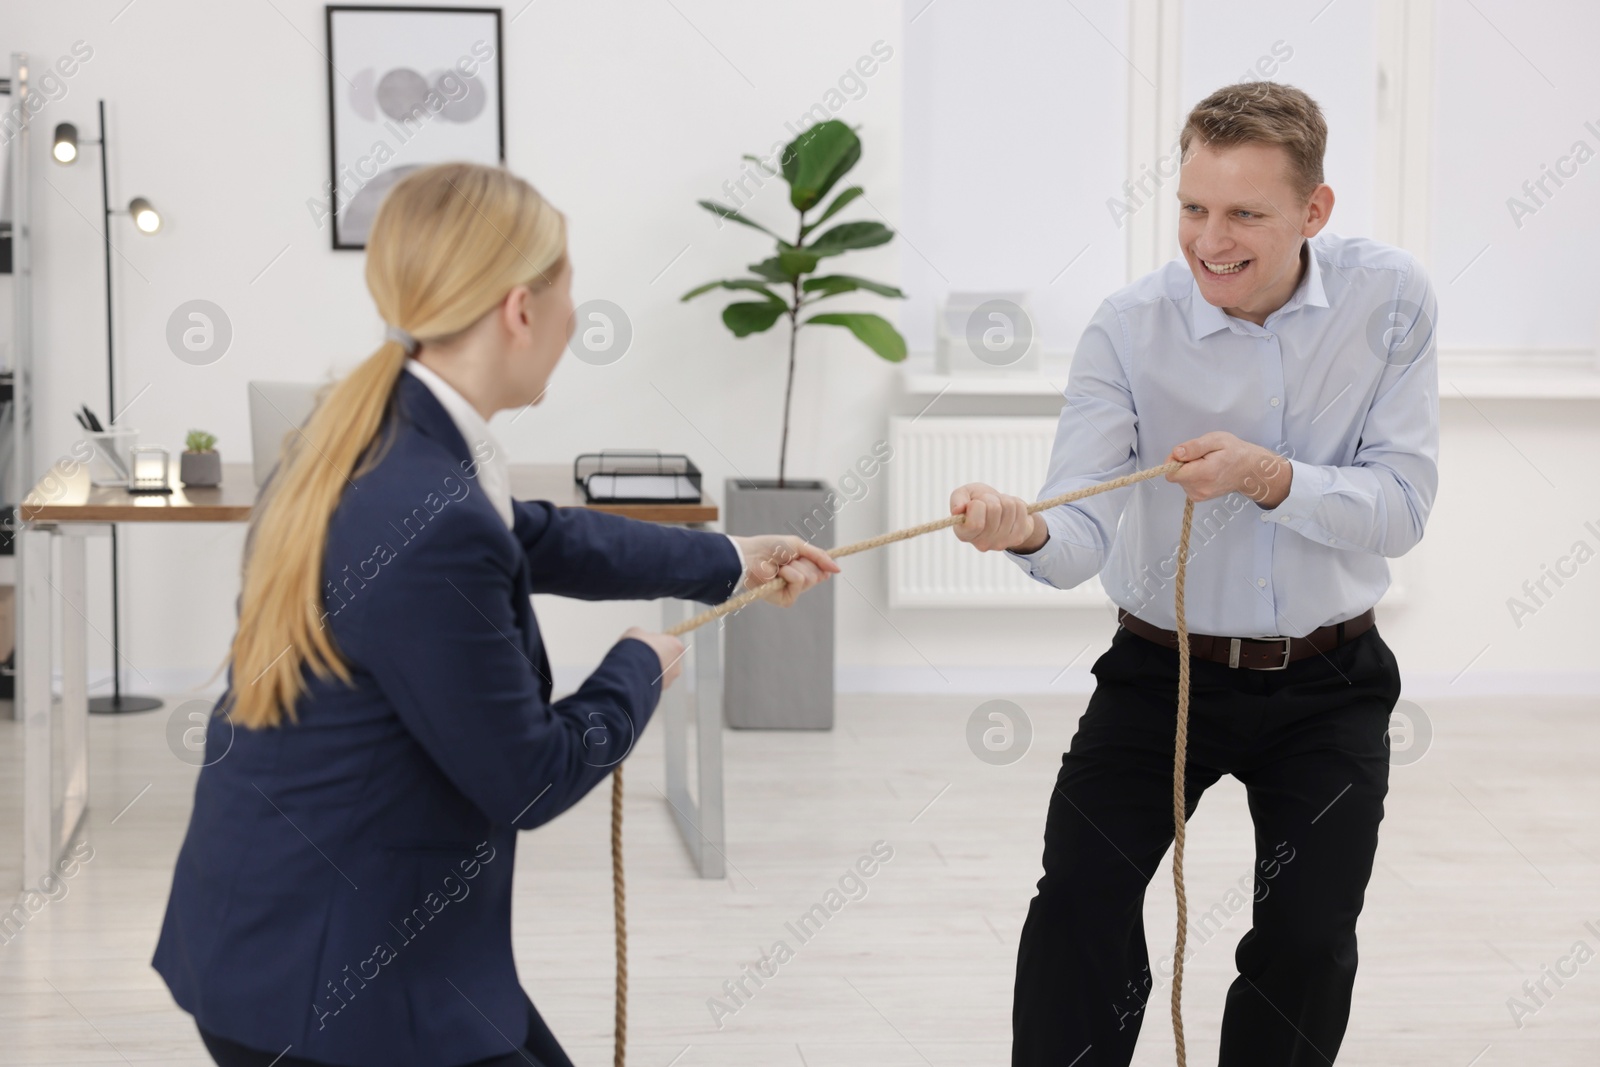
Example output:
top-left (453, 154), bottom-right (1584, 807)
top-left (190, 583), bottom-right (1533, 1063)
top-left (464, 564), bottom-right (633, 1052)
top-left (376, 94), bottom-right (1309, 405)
top-left (1007, 231), bottom-right (1439, 639)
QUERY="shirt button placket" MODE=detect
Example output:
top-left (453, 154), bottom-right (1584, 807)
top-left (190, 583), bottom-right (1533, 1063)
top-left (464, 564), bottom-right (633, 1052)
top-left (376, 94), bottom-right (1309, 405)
top-left (1258, 332), bottom-right (1286, 633)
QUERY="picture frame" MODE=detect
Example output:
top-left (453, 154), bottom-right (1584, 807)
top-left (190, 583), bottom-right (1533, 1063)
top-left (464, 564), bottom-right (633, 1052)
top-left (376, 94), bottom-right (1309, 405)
top-left (323, 5), bottom-right (505, 250)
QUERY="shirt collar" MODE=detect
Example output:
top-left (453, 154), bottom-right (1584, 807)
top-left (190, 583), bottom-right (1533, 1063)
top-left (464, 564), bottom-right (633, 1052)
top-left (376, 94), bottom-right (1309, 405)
top-left (403, 359), bottom-right (513, 529)
top-left (405, 359), bottom-right (497, 453)
top-left (1187, 239), bottom-right (1328, 339)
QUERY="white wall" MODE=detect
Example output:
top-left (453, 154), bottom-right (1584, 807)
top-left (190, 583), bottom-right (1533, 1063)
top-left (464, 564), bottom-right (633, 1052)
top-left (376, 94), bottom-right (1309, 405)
top-left (10, 0), bottom-right (1598, 704)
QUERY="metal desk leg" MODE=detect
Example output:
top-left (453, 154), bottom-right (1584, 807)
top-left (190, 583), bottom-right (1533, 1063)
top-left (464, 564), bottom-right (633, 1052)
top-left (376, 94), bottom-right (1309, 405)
top-left (19, 525), bottom-right (53, 892)
top-left (694, 603), bottom-right (724, 877)
top-left (19, 525), bottom-right (90, 892)
top-left (59, 531), bottom-right (89, 850)
top-left (661, 597), bottom-right (725, 879)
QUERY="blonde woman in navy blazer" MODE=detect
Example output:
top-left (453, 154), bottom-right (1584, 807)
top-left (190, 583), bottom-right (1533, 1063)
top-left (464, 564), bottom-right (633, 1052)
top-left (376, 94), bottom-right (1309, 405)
top-left (153, 162), bottom-right (837, 1067)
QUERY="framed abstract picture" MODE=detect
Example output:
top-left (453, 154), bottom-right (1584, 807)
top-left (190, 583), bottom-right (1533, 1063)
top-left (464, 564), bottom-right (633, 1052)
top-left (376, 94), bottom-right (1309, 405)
top-left (323, 5), bottom-right (505, 250)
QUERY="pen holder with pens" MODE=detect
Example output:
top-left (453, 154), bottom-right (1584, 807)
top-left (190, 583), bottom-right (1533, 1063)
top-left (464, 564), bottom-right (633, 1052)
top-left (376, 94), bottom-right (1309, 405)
top-left (87, 428), bottom-right (140, 487)
top-left (574, 451), bottom-right (703, 504)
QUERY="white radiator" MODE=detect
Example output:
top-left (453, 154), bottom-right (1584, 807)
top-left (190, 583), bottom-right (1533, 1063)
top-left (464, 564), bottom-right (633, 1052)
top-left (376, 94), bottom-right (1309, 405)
top-left (888, 416), bottom-right (1109, 608)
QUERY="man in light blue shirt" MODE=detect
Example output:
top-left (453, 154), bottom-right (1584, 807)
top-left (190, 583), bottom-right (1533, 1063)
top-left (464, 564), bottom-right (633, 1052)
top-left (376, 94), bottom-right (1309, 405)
top-left (952, 82), bottom-right (1434, 1066)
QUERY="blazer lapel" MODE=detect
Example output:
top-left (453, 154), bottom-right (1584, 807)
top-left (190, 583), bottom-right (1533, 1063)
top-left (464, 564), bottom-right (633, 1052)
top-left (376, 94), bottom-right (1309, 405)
top-left (400, 366), bottom-right (548, 695)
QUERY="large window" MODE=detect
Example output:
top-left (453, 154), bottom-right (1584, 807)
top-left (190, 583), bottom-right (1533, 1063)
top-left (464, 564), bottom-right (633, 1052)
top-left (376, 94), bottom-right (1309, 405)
top-left (1431, 0), bottom-right (1599, 352)
top-left (902, 0), bottom-right (1598, 364)
top-left (1183, 0), bottom-right (1377, 241)
top-left (900, 0), bottom-right (1129, 358)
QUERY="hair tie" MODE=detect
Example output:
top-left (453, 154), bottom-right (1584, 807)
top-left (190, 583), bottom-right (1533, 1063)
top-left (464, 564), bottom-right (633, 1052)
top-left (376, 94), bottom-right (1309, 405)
top-left (385, 324), bottom-right (419, 355)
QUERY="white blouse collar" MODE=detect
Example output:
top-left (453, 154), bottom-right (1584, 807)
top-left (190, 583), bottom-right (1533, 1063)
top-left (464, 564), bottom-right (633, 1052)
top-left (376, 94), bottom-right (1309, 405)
top-left (404, 359), bottom-right (513, 529)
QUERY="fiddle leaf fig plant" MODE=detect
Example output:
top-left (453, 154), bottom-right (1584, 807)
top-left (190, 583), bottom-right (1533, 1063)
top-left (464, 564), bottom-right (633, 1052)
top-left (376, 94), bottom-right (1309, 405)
top-left (683, 119), bottom-right (906, 487)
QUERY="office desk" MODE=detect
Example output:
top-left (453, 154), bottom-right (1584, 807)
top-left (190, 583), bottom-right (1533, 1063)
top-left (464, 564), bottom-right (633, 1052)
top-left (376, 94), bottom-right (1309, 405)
top-left (17, 462), bottom-right (729, 890)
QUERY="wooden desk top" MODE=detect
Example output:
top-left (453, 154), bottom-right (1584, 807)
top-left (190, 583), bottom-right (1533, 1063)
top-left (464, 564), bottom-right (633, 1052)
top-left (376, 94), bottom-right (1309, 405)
top-left (22, 462), bottom-right (720, 525)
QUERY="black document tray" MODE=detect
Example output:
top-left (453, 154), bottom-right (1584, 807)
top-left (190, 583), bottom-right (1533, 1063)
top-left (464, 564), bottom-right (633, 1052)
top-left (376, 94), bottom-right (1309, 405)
top-left (574, 451), bottom-right (703, 504)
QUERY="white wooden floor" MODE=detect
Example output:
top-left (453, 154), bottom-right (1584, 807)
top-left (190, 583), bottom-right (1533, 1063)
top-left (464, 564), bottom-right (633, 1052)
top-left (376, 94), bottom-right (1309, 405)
top-left (2, 691), bottom-right (1598, 1066)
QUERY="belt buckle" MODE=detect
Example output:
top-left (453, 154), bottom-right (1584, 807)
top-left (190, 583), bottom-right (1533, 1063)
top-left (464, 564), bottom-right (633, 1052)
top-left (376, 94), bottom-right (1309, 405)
top-left (1228, 636), bottom-right (1292, 670)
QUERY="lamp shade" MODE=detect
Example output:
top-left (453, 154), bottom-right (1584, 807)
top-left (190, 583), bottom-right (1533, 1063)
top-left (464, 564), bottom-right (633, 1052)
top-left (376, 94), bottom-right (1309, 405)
top-left (128, 197), bottom-right (161, 234)
top-left (52, 122), bottom-right (78, 164)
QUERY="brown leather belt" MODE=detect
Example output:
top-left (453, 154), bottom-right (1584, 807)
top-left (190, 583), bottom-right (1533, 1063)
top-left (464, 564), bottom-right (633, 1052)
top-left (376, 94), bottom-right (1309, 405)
top-left (1116, 606), bottom-right (1376, 670)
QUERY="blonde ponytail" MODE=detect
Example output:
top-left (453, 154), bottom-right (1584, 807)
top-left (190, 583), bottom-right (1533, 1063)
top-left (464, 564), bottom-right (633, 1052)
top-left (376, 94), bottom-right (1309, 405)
top-left (227, 163), bottom-right (567, 729)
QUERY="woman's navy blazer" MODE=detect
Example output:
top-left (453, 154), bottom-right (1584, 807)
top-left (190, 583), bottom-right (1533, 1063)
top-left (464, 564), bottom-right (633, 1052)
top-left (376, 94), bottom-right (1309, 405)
top-left (153, 372), bottom-right (742, 1066)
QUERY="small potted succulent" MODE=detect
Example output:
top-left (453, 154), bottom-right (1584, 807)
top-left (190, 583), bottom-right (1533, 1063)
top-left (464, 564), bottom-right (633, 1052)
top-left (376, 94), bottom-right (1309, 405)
top-left (180, 429), bottom-right (222, 488)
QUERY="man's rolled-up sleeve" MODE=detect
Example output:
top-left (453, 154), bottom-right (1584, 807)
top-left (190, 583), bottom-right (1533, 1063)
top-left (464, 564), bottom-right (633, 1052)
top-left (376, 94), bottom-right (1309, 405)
top-left (1005, 300), bottom-right (1140, 590)
top-left (1263, 257), bottom-right (1440, 557)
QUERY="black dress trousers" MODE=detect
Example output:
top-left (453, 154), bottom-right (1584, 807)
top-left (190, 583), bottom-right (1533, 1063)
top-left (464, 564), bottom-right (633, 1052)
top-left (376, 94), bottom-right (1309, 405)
top-left (1012, 621), bottom-right (1402, 1067)
top-left (199, 999), bottom-right (575, 1067)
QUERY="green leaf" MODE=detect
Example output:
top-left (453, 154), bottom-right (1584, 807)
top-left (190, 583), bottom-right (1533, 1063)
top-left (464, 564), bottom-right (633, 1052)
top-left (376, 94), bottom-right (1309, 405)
top-left (802, 274), bottom-right (906, 299)
top-left (807, 221), bottom-right (893, 258)
top-left (696, 200), bottom-right (780, 239)
top-left (723, 301), bottom-right (787, 336)
top-left (681, 279), bottom-right (785, 303)
top-left (749, 251), bottom-right (819, 283)
top-left (777, 248), bottom-right (820, 277)
top-left (801, 186), bottom-right (863, 237)
top-left (804, 312), bottom-right (907, 362)
top-left (781, 120), bottom-right (861, 212)
top-left (748, 258), bottom-right (790, 283)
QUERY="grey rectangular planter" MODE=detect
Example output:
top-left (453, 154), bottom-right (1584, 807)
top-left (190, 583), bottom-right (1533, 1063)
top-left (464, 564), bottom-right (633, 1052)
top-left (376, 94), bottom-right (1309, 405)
top-left (180, 451), bottom-right (222, 487)
top-left (722, 478), bottom-right (835, 730)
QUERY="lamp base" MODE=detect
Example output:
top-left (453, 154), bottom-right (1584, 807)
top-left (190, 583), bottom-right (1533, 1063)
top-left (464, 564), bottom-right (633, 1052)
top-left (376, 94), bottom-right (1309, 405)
top-left (89, 694), bottom-right (164, 715)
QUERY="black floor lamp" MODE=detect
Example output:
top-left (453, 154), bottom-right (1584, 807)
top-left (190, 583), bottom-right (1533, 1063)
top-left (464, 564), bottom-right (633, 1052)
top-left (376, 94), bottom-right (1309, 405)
top-left (52, 101), bottom-right (164, 715)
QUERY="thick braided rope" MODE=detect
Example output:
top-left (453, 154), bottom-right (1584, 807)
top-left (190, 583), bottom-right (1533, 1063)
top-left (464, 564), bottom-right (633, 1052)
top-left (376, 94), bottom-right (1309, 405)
top-left (610, 766), bottom-right (627, 1067)
top-left (1171, 497), bottom-right (1195, 1067)
top-left (663, 460), bottom-right (1183, 637)
top-left (609, 458), bottom-right (1193, 1066)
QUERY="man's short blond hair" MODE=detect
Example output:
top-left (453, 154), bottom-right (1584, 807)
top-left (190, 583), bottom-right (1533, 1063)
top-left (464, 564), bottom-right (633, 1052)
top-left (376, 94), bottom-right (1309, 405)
top-left (1180, 82), bottom-right (1328, 202)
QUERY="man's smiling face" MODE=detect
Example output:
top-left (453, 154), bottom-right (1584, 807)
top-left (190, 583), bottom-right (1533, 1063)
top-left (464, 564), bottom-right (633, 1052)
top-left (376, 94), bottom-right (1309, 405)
top-left (1176, 140), bottom-right (1333, 326)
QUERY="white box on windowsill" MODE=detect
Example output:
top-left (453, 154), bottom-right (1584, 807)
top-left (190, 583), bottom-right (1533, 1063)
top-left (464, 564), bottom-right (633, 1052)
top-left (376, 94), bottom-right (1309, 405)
top-left (935, 290), bottom-right (1043, 375)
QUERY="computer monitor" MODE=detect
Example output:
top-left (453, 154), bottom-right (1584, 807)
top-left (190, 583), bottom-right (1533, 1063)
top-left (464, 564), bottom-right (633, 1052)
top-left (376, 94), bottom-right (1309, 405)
top-left (247, 381), bottom-right (322, 488)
